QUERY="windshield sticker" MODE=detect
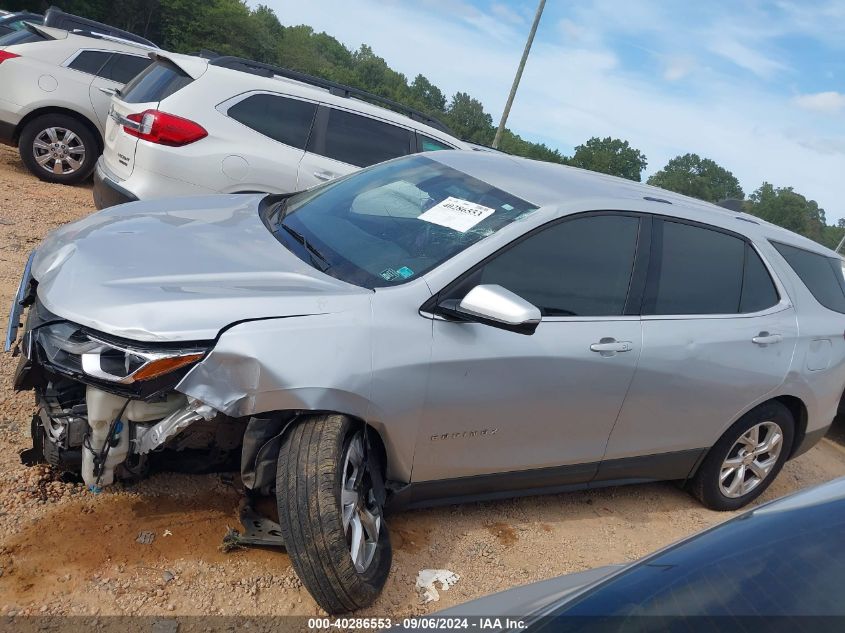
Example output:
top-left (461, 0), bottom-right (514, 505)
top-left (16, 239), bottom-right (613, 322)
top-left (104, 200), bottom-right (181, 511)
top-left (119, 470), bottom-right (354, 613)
top-left (396, 266), bottom-right (414, 279)
top-left (418, 197), bottom-right (495, 233)
top-left (380, 268), bottom-right (401, 281)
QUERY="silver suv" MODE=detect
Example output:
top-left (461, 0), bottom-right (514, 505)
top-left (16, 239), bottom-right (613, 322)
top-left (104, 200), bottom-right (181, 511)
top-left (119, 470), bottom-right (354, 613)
top-left (6, 151), bottom-right (845, 613)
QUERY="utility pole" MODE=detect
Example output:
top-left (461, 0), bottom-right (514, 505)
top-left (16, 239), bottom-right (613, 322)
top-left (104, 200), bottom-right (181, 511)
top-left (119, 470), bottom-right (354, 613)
top-left (492, 0), bottom-right (546, 149)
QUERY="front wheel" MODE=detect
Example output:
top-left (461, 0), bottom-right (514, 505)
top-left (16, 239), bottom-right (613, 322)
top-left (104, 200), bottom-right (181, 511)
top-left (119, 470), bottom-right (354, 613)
top-left (690, 401), bottom-right (794, 511)
top-left (276, 414), bottom-right (391, 614)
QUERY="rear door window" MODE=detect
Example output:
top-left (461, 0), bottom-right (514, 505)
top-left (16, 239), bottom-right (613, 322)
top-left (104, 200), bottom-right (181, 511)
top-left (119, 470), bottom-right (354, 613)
top-left (772, 242), bottom-right (845, 313)
top-left (644, 220), bottom-right (778, 315)
top-left (97, 53), bottom-right (152, 84)
top-left (120, 59), bottom-right (193, 104)
top-left (314, 108), bottom-right (413, 167)
top-left (227, 94), bottom-right (317, 149)
top-left (67, 50), bottom-right (112, 76)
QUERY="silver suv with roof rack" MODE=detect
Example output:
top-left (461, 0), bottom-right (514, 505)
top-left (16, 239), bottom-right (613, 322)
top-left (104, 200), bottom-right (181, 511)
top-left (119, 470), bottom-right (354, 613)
top-left (0, 17), bottom-right (157, 184)
top-left (92, 53), bottom-right (470, 208)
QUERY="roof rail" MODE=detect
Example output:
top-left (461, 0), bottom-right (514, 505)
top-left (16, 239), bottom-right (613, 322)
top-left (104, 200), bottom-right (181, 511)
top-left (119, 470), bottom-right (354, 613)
top-left (208, 55), bottom-right (453, 135)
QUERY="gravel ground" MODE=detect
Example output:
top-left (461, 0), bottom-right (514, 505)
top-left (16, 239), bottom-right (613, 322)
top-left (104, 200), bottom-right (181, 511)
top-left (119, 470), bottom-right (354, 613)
top-left (1, 143), bottom-right (845, 619)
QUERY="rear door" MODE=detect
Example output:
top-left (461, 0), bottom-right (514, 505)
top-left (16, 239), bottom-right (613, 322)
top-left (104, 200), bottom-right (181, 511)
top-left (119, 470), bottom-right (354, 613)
top-left (103, 55), bottom-right (196, 180)
top-left (88, 52), bottom-right (152, 129)
top-left (602, 218), bottom-right (798, 472)
top-left (296, 105), bottom-right (414, 189)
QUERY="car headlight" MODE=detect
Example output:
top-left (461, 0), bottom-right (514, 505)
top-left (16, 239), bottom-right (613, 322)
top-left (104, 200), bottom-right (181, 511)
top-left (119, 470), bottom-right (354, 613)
top-left (35, 321), bottom-right (205, 384)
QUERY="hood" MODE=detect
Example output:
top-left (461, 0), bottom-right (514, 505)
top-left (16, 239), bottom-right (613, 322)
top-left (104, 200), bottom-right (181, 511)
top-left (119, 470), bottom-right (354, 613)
top-left (32, 195), bottom-right (371, 342)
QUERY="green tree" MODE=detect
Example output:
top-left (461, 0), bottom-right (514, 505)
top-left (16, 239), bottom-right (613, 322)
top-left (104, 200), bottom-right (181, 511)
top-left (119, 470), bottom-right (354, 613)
top-left (409, 74), bottom-right (446, 114)
top-left (567, 137), bottom-right (647, 181)
top-left (444, 92), bottom-right (493, 144)
top-left (745, 183), bottom-right (827, 245)
top-left (647, 153), bottom-right (743, 202)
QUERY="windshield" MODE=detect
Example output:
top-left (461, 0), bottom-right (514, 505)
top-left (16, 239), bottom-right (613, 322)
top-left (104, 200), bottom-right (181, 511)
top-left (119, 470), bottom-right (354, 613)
top-left (530, 488), bottom-right (845, 629)
top-left (261, 155), bottom-right (537, 289)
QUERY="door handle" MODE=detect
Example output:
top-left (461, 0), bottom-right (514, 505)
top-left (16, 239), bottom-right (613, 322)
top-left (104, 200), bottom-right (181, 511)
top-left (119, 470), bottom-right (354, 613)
top-left (313, 170), bottom-right (334, 181)
top-left (752, 332), bottom-right (782, 346)
top-left (590, 338), bottom-right (633, 356)
top-left (98, 87), bottom-right (116, 96)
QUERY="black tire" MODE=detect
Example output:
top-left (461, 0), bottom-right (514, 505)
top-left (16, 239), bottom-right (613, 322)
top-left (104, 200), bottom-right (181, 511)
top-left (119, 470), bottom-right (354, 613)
top-left (690, 401), bottom-right (795, 511)
top-left (276, 414), bottom-right (391, 614)
top-left (18, 113), bottom-right (99, 185)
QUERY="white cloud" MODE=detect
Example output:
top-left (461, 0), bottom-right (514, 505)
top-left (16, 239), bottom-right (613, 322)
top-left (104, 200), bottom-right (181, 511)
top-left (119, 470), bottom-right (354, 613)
top-left (662, 55), bottom-right (696, 81)
top-left (794, 91), bottom-right (845, 114)
top-left (707, 37), bottom-right (788, 78)
top-left (265, 0), bottom-right (845, 220)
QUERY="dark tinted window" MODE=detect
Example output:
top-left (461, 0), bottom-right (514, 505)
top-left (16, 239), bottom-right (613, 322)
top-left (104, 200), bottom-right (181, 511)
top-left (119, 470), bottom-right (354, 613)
top-left (461, 214), bottom-right (640, 317)
top-left (0, 28), bottom-right (47, 46)
top-left (420, 135), bottom-right (454, 151)
top-left (98, 53), bottom-right (152, 84)
top-left (542, 487), bottom-right (845, 622)
top-left (773, 242), bottom-right (845, 313)
top-left (121, 59), bottom-right (193, 104)
top-left (317, 109), bottom-right (412, 167)
top-left (740, 244), bottom-right (779, 312)
top-left (67, 50), bottom-right (111, 76)
top-left (228, 94), bottom-right (316, 149)
top-left (645, 221), bottom-right (745, 315)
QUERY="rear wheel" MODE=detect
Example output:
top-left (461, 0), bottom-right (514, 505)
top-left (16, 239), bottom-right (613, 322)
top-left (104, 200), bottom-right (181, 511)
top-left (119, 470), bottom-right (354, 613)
top-left (690, 401), bottom-right (794, 511)
top-left (276, 414), bottom-right (391, 614)
top-left (18, 114), bottom-right (98, 184)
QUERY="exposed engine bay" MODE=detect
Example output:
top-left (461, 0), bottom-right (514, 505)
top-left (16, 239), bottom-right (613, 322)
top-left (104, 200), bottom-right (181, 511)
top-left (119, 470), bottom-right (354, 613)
top-left (11, 295), bottom-right (270, 493)
top-left (26, 374), bottom-right (246, 490)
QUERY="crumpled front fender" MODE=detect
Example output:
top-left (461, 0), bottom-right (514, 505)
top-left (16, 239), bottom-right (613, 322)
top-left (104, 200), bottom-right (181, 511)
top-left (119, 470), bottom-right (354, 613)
top-left (176, 310), bottom-right (373, 419)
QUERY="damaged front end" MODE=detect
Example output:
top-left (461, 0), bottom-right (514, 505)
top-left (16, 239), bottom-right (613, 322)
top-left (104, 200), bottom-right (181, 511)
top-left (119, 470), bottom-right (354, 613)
top-left (11, 295), bottom-right (243, 491)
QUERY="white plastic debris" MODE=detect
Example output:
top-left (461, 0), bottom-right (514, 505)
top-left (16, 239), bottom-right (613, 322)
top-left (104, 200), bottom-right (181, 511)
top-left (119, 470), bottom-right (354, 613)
top-left (415, 569), bottom-right (460, 603)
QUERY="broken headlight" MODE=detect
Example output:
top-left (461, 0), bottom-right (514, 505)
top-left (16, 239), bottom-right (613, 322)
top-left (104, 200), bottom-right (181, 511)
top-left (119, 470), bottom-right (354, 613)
top-left (35, 321), bottom-right (205, 384)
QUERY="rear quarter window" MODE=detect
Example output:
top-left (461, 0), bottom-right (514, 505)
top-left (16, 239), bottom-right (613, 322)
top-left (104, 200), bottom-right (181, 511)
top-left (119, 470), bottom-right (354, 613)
top-left (121, 59), bottom-right (192, 104)
top-left (66, 50), bottom-right (112, 75)
top-left (227, 93), bottom-right (316, 149)
top-left (772, 241), bottom-right (845, 314)
top-left (98, 53), bottom-right (152, 84)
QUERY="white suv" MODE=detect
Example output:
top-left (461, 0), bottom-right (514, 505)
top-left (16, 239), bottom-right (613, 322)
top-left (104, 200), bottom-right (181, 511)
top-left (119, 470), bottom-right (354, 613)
top-left (93, 54), bottom-right (469, 208)
top-left (0, 23), bottom-right (156, 184)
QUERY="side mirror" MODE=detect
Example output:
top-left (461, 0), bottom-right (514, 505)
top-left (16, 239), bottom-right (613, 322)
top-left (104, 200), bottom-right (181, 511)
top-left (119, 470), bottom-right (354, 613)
top-left (438, 284), bottom-right (541, 335)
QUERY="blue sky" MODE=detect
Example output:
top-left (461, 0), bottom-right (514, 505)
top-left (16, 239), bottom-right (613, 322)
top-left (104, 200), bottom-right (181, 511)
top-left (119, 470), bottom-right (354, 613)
top-left (266, 0), bottom-right (844, 221)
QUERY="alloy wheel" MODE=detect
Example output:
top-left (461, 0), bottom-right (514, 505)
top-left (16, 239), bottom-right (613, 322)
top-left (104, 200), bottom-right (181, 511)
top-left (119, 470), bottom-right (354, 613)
top-left (32, 127), bottom-right (86, 176)
top-left (719, 421), bottom-right (784, 498)
top-left (340, 432), bottom-right (381, 573)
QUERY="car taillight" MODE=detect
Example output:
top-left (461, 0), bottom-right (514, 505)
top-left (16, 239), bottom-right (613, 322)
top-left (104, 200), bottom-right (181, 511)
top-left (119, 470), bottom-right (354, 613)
top-left (0, 51), bottom-right (20, 64)
top-left (123, 110), bottom-right (207, 146)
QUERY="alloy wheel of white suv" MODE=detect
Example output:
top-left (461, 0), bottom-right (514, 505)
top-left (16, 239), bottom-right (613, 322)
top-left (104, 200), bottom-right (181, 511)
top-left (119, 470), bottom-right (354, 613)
top-left (19, 113), bottom-right (98, 184)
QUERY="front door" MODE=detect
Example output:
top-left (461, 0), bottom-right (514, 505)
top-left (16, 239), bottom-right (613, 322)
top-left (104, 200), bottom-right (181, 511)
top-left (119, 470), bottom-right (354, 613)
top-left (413, 212), bottom-right (647, 487)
